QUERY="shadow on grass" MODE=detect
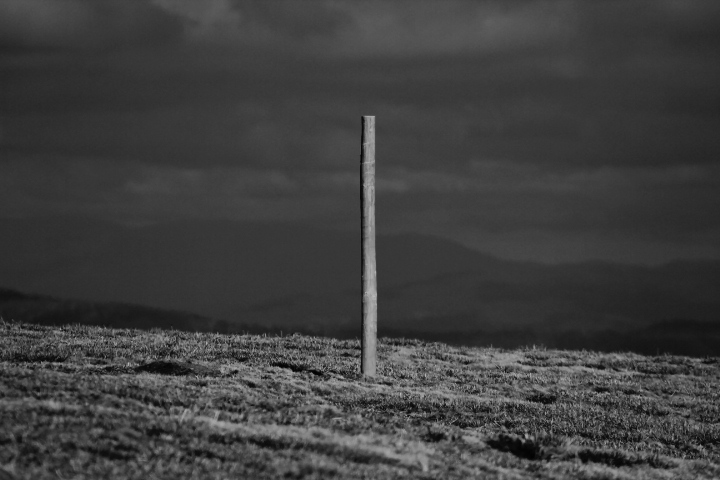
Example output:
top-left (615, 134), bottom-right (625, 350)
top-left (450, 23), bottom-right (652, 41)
top-left (135, 360), bottom-right (219, 376)
top-left (487, 433), bottom-right (678, 470)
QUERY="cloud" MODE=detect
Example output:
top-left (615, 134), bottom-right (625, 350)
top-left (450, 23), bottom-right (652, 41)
top-left (339, 1), bottom-right (576, 58)
top-left (0, 0), bottom-right (184, 52)
top-left (2, 0), bottom-right (720, 264)
top-left (150, 0), bottom-right (576, 58)
top-left (373, 160), bottom-right (720, 263)
top-left (150, 0), bottom-right (242, 40)
top-left (372, 161), bottom-right (720, 200)
top-left (232, 0), bottom-right (353, 40)
top-left (151, 0), bottom-right (352, 46)
top-left (145, 0), bottom-right (719, 62)
top-left (4, 0), bottom-right (719, 170)
top-left (0, 156), bottom-right (360, 222)
top-left (1, 152), bottom-right (718, 264)
top-left (123, 165), bottom-right (300, 198)
top-left (0, 99), bottom-right (361, 168)
top-left (580, 0), bottom-right (720, 54)
top-left (3, 153), bottom-right (716, 233)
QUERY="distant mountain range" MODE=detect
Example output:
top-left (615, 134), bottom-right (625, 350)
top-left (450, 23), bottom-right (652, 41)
top-left (1, 216), bottom-right (719, 356)
top-left (0, 287), bottom-right (219, 333)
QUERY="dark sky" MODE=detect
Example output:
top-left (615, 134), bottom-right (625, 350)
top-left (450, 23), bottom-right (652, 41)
top-left (1, 0), bottom-right (719, 264)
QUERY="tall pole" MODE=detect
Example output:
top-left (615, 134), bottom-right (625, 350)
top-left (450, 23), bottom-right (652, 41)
top-left (361, 116), bottom-right (377, 377)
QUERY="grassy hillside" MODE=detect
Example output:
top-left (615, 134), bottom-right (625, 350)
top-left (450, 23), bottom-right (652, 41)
top-left (1, 321), bottom-right (719, 479)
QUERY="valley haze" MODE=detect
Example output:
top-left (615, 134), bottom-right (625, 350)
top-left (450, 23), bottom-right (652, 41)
top-left (1, 216), bottom-right (718, 358)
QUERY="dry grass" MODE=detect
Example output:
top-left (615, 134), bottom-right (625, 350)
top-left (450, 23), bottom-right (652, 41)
top-left (1, 319), bottom-right (719, 479)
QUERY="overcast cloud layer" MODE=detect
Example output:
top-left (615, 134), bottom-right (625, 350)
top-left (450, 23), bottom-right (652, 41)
top-left (1, 0), bottom-right (719, 263)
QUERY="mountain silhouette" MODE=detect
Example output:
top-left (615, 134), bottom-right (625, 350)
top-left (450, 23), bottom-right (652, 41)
top-left (0, 287), bottom-right (218, 332)
top-left (0, 216), bottom-right (500, 319)
top-left (1, 216), bottom-right (718, 356)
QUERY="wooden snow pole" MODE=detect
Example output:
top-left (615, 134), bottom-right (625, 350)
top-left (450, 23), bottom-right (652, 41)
top-left (361, 116), bottom-right (377, 377)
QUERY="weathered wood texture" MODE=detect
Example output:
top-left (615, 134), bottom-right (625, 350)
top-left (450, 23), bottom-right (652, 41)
top-left (361, 116), bottom-right (377, 377)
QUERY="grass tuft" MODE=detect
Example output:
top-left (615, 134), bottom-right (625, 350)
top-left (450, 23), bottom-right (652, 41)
top-left (487, 432), bottom-right (569, 461)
